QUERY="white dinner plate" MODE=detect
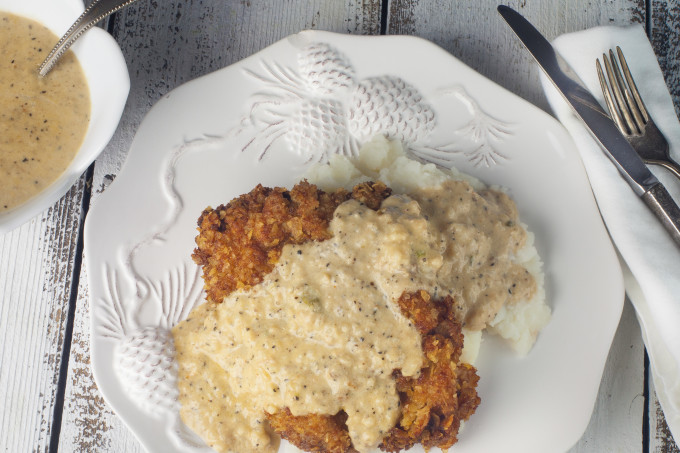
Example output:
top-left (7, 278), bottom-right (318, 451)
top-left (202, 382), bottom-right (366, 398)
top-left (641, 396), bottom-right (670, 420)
top-left (84, 30), bottom-right (624, 453)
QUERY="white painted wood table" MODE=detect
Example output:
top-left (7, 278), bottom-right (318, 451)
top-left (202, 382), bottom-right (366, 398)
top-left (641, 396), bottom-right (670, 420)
top-left (1, 0), bottom-right (679, 452)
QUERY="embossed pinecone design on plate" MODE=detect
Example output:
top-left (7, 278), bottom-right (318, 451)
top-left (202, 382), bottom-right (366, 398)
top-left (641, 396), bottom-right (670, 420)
top-left (347, 76), bottom-right (436, 144)
top-left (285, 98), bottom-right (352, 162)
top-left (114, 327), bottom-right (179, 415)
top-left (183, 40), bottom-right (512, 168)
top-left (298, 42), bottom-right (356, 96)
top-left (232, 41), bottom-right (442, 162)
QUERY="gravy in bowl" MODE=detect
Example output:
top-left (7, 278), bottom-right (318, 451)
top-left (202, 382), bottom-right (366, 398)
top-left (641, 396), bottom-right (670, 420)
top-left (0, 12), bottom-right (90, 212)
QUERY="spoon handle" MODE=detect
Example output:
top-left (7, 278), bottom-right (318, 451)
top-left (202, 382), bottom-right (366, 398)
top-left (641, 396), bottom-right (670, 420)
top-left (39, 0), bottom-right (141, 77)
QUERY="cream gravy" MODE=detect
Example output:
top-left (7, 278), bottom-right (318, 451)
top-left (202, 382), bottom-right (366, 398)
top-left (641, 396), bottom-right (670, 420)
top-left (173, 179), bottom-right (536, 452)
top-left (412, 181), bottom-right (536, 330)
top-left (0, 12), bottom-right (90, 212)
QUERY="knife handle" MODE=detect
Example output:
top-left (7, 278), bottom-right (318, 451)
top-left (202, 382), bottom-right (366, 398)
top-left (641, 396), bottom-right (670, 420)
top-left (642, 183), bottom-right (680, 246)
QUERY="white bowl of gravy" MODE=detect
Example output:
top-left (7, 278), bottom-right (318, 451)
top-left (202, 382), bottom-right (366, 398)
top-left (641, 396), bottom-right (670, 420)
top-left (0, 0), bottom-right (129, 234)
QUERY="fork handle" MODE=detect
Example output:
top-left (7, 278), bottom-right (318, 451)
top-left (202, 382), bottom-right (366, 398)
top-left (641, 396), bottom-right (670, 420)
top-left (642, 183), bottom-right (680, 246)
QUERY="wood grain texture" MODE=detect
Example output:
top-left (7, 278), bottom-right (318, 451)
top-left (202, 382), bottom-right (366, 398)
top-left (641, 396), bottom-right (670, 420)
top-left (386, 0), bottom-right (644, 111)
top-left (57, 1), bottom-right (382, 451)
top-left (648, 1), bottom-right (680, 449)
top-left (0, 176), bottom-right (86, 453)
top-left (650, 0), bottom-right (680, 118)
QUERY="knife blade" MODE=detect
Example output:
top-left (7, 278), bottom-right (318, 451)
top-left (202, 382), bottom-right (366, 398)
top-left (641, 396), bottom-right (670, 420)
top-left (498, 4), bottom-right (680, 246)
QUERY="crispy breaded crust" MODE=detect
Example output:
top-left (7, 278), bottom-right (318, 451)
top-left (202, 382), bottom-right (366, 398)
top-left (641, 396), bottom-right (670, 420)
top-left (192, 180), bottom-right (391, 303)
top-left (266, 409), bottom-right (358, 453)
top-left (379, 291), bottom-right (480, 452)
top-left (351, 180), bottom-right (392, 210)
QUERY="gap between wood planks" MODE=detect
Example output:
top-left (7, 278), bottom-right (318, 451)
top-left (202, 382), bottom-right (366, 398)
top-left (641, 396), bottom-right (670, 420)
top-left (48, 162), bottom-right (94, 453)
top-left (643, 351), bottom-right (651, 453)
top-left (381, 0), bottom-right (389, 34)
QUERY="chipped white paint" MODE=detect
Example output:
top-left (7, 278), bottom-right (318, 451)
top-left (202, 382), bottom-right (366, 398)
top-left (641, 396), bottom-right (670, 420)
top-left (0, 178), bottom-right (86, 453)
top-left (59, 264), bottom-right (144, 452)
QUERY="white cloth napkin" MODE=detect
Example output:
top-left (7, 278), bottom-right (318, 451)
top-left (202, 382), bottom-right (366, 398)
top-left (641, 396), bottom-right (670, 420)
top-left (541, 25), bottom-right (680, 443)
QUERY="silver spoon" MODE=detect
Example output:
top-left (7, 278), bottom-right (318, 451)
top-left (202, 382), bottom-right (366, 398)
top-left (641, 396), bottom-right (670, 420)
top-left (39, 0), bottom-right (141, 77)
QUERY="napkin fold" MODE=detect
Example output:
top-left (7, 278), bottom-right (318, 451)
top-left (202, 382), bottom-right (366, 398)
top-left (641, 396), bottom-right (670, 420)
top-left (541, 25), bottom-right (680, 443)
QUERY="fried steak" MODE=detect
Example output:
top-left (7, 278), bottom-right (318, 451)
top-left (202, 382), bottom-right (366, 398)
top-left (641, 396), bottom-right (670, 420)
top-left (192, 181), bottom-right (480, 452)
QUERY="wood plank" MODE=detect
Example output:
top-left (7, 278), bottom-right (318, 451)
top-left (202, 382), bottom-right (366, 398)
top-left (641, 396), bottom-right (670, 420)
top-left (648, 0), bottom-right (680, 449)
top-left (0, 176), bottom-right (86, 452)
top-left (650, 0), bottom-right (680, 118)
top-left (57, 1), bottom-right (382, 451)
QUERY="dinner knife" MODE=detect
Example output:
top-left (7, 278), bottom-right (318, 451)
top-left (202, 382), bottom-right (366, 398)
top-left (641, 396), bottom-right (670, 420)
top-left (498, 5), bottom-right (680, 246)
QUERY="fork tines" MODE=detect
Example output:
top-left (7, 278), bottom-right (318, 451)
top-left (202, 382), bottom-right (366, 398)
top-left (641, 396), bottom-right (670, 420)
top-left (596, 46), bottom-right (650, 136)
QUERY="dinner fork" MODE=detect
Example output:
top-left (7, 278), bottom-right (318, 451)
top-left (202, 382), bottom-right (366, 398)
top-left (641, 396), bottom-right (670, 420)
top-left (596, 46), bottom-right (680, 179)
